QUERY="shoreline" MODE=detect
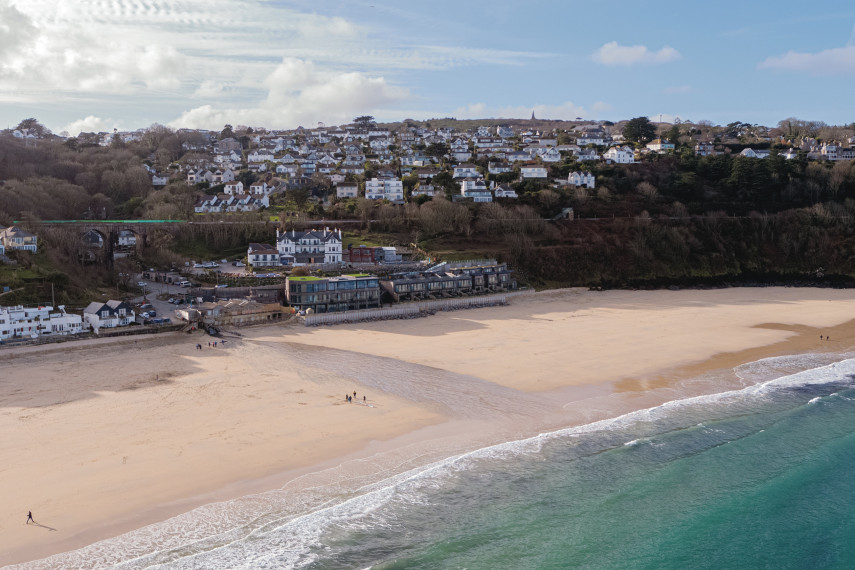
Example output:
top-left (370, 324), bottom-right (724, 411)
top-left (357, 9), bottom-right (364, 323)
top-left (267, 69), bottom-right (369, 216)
top-left (4, 287), bottom-right (855, 567)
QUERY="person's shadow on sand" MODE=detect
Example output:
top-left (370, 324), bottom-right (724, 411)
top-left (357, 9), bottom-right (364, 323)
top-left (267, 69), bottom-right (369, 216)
top-left (26, 519), bottom-right (57, 531)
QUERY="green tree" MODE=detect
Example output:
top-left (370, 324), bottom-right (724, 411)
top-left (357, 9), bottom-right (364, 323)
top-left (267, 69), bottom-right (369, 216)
top-left (424, 142), bottom-right (449, 160)
top-left (622, 117), bottom-right (657, 143)
top-left (666, 124), bottom-right (681, 146)
top-left (353, 116), bottom-right (376, 127)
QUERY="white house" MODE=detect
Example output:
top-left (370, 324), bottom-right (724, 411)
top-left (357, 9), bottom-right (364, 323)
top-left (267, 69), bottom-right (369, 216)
top-left (453, 164), bottom-right (480, 178)
top-left (603, 146), bottom-right (636, 164)
top-left (224, 181), bottom-right (245, 195)
top-left (117, 229), bottom-right (137, 247)
top-left (646, 139), bottom-right (675, 152)
top-left (151, 173), bottom-right (169, 186)
top-left (496, 126), bottom-right (514, 138)
top-left (575, 148), bottom-right (600, 161)
top-left (493, 184), bottom-right (518, 199)
top-left (577, 134), bottom-right (606, 145)
top-left (82, 300), bottom-right (135, 332)
top-left (276, 228), bottom-right (342, 266)
top-left (520, 165), bottom-right (548, 179)
top-left (194, 195), bottom-right (221, 213)
top-left (0, 226), bottom-right (38, 253)
top-left (336, 184), bottom-right (359, 199)
top-left (694, 142), bottom-right (715, 157)
top-left (488, 161), bottom-right (513, 174)
top-left (249, 181), bottom-right (269, 195)
top-left (821, 144), bottom-right (840, 161)
top-left (247, 243), bottom-right (281, 268)
top-left (739, 148), bottom-right (770, 159)
top-left (412, 184), bottom-right (437, 198)
top-left (0, 305), bottom-right (84, 339)
top-left (568, 171), bottom-right (595, 189)
top-left (365, 178), bottom-right (404, 202)
top-left (247, 150), bottom-right (275, 163)
top-left (460, 179), bottom-right (492, 202)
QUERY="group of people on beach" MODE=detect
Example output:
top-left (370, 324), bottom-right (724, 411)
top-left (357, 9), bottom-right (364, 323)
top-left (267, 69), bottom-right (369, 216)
top-left (820, 335), bottom-right (831, 341)
top-left (346, 390), bottom-right (367, 404)
top-left (194, 340), bottom-right (227, 349)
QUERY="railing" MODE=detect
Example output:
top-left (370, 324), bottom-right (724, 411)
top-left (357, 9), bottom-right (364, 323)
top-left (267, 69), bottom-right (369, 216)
top-left (301, 289), bottom-right (534, 326)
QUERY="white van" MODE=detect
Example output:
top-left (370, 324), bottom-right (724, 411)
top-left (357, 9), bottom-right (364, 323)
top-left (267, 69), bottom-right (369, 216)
top-left (177, 280), bottom-right (191, 288)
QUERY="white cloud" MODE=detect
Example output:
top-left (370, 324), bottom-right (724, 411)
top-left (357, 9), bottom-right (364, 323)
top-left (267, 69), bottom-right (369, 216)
top-left (62, 116), bottom-right (119, 136)
top-left (593, 41), bottom-right (681, 66)
top-left (759, 46), bottom-right (855, 75)
top-left (193, 80), bottom-right (227, 99)
top-left (170, 58), bottom-right (409, 130)
top-left (453, 101), bottom-right (606, 121)
top-left (0, 0), bottom-right (187, 98)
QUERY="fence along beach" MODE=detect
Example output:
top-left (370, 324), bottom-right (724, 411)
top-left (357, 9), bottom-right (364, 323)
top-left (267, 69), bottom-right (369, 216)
top-left (4, 287), bottom-right (855, 566)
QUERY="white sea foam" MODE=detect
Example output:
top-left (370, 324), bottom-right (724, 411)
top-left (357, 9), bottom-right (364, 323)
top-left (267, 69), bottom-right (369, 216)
top-left (16, 354), bottom-right (855, 570)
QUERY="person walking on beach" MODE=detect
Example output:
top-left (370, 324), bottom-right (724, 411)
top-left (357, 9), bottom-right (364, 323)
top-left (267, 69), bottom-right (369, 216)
top-left (363, 395), bottom-right (366, 403)
top-left (26, 511), bottom-right (34, 525)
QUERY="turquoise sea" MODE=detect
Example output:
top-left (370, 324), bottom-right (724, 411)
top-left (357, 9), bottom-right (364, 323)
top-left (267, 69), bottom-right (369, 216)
top-left (18, 353), bottom-right (855, 569)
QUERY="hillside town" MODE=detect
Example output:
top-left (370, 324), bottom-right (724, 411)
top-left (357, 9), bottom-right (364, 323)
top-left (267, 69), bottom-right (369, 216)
top-left (10, 116), bottom-right (855, 216)
top-left (3, 114), bottom-right (855, 343)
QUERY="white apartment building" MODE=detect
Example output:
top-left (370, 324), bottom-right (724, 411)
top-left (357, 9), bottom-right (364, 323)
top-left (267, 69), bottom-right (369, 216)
top-left (365, 178), bottom-right (404, 201)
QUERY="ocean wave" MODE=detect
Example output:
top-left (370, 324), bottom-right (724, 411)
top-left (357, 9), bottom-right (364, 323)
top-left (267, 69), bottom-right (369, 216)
top-left (17, 355), bottom-right (855, 569)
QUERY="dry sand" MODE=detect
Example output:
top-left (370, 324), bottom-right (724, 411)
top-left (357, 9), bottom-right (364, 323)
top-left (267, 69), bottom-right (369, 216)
top-left (3, 287), bottom-right (855, 566)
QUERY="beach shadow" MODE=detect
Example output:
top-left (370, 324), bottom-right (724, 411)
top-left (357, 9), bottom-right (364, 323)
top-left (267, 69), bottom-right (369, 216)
top-left (28, 522), bottom-right (57, 531)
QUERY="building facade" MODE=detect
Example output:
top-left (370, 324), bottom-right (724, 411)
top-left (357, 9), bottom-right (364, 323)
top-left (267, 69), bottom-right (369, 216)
top-left (0, 305), bottom-right (84, 339)
top-left (380, 260), bottom-right (516, 302)
top-left (286, 274), bottom-right (381, 313)
top-left (83, 300), bottom-right (135, 331)
top-left (365, 178), bottom-right (404, 201)
top-left (0, 226), bottom-right (38, 253)
top-left (276, 228), bottom-right (342, 265)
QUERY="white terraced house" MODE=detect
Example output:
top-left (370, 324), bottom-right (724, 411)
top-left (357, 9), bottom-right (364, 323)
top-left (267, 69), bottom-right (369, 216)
top-left (0, 305), bottom-right (84, 339)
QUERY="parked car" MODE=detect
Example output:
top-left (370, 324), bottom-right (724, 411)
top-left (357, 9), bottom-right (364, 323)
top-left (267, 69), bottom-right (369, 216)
top-left (215, 284), bottom-right (229, 288)
top-left (167, 297), bottom-right (175, 304)
top-left (140, 312), bottom-right (151, 319)
top-left (232, 261), bottom-right (246, 267)
top-left (137, 281), bottom-right (147, 287)
top-left (139, 303), bottom-right (153, 310)
top-left (148, 309), bottom-right (157, 317)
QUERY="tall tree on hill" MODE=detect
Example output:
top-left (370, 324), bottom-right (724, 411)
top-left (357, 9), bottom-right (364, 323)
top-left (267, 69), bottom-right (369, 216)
top-left (353, 116), bottom-right (376, 127)
top-left (622, 117), bottom-right (657, 143)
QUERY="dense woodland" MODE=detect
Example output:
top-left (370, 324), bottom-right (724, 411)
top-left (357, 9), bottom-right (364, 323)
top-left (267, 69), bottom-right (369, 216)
top-left (3, 118), bottom-right (855, 297)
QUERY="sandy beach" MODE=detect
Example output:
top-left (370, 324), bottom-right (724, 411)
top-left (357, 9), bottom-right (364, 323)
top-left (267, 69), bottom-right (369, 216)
top-left (3, 286), bottom-right (855, 567)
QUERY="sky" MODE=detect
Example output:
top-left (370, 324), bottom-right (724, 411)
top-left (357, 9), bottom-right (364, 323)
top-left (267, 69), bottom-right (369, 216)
top-left (1, 0), bottom-right (854, 135)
